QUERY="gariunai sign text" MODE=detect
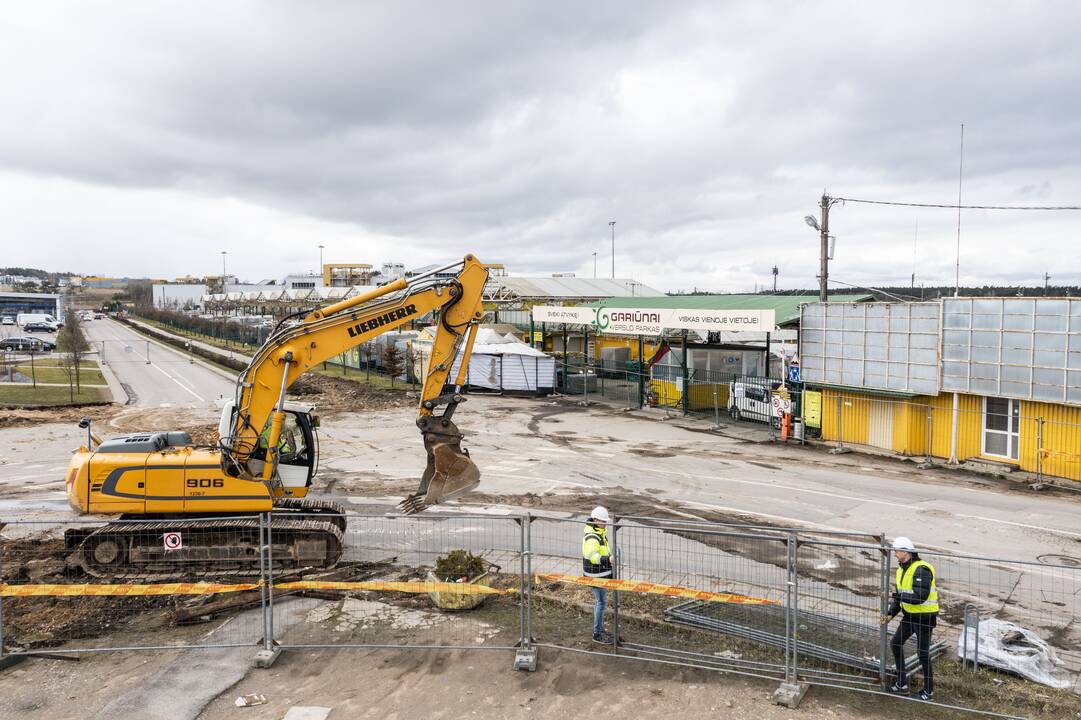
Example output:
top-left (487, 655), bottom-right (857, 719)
top-left (531, 306), bottom-right (777, 335)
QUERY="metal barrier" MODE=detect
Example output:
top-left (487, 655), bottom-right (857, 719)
top-left (2, 511), bottom-right (1079, 718)
top-left (270, 513), bottom-right (526, 654)
top-left (0, 517), bottom-right (267, 654)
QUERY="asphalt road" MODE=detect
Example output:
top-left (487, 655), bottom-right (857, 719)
top-left (83, 318), bottom-right (235, 408)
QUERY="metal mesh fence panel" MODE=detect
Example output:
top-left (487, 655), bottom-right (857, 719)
top-left (919, 549), bottom-right (1081, 694)
top-left (791, 537), bottom-right (894, 686)
top-left (0, 516), bottom-right (266, 654)
top-left (271, 513), bottom-right (524, 652)
top-left (616, 518), bottom-right (791, 681)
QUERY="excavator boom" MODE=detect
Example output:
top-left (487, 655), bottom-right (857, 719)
top-left (224, 254), bottom-right (490, 511)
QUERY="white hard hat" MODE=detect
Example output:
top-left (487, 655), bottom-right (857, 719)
top-left (590, 506), bottom-right (611, 523)
top-left (891, 536), bottom-right (916, 552)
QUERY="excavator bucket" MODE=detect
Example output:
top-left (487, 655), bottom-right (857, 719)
top-left (399, 418), bottom-right (481, 514)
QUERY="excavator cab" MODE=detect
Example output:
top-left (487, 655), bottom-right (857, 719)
top-left (219, 400), bottom-right (319, 493)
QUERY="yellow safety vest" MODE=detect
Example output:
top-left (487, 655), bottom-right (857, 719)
top-left (895, 560), bottom-right (939, 614)
top-left (582, 524), bottom-right (612, 577)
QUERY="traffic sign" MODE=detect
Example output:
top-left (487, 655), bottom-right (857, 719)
top-left (163, 532), bottom-right (183, 551)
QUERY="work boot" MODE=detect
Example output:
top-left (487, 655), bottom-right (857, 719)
top-left (592, 631), bottom-right (614, 645)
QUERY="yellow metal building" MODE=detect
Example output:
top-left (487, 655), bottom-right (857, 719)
top-left (813, 388), bottom-right (1081, 481)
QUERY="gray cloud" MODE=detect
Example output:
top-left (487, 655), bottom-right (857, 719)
top-left (1, 2), bottom-right (1080, 290)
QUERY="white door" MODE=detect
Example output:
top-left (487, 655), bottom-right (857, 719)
top-left (982, 397), bottom-right (1020, 460)
top-left (867, 401), bottom-right (894, 450)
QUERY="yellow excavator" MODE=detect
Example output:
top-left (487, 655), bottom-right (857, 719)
top-left (64, 255), bottom-right (490, 578)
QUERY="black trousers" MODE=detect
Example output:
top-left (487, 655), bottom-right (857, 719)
top-left (891, 615), bottom-right (935, 691)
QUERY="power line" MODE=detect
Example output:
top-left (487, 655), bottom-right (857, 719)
top-left (835, 197), bottom-right (1081, 211)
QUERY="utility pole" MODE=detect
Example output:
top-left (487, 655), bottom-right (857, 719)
top-left (771, 266), bottom-right (778, 293)
top-left (819, 194), bottom-right (831, 302)
top-left (609, 221), bottom-right (616, 278)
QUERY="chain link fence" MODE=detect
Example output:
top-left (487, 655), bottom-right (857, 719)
top-left (2, 511), bottom-right (1079, 717)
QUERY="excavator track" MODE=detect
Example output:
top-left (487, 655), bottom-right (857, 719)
top-left (67, 503), bottom-right (345, 581)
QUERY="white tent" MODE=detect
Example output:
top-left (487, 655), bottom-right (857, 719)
top-left (412, 327), bottom-right (555, 394)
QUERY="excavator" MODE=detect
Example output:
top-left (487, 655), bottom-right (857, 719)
top-left (63, 255), bottom-right (490, 578)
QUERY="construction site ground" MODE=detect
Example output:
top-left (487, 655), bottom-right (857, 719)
top-left (3, 384), bottom-right (1081, 718)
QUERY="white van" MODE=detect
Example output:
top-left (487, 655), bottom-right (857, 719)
top-left (17, 313), bottom-right (61, 330)
top-left (728, 378), bottom-right (783, 427)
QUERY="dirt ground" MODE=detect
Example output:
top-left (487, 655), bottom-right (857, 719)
top-left (288, 374), bottom-right (412, 416)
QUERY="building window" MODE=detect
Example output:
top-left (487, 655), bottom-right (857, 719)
top-left (982, 396), bottom-right (1019, 460)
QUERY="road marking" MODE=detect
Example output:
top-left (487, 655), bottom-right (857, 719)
top-left (648, 466), bottom-right (1081, 540)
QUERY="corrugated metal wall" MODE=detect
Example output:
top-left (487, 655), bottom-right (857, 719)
top-left (1020, 400), bottom-right (1081, 480)
top-left (815, 389), bottom-right (1081, 481)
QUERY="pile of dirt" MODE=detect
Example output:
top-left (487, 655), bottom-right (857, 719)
top-left (0, 404), bottom-right (121, 430)
top-left (0, 535), bottom-right (176, 649)
top-left (288, 374), bottom-right (411, 415)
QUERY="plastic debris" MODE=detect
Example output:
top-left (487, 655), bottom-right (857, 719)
top-left (235, 694), bottom-right (268, 707)
top-left (957, 618), bottom-right (1070, 688)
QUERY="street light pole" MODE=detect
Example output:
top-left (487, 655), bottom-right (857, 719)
top-left (318, 244), bottom-right (325, 279)
top-left (609, 221), bottom-right (616, 278)
top-left (221, 251), bottom-right (228, 286)
top-left (592, 252), bottom-right (597, 278)
top-left (818, 194), bottom-right (830, 302)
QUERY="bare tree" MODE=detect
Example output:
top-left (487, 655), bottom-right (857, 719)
top-left (57, 314), bottom-right (90, 400)
top-left (404, 342), bottom-right (419, 391)
top-left (360, 342), bottom-right (373, 383)
top-left (382, 343), bottom-right (403, 388)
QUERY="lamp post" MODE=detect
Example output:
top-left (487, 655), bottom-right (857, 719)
top-left (221, 251), bottom-right (228, 285)
top-left (805, 195), bottom-right (839, 302)
top-left (592, 252), bottom-right (597, 278)
top-left (318, 244), bottom-right (325, 278)
top-left (609, 221), bottom-right (616, 278)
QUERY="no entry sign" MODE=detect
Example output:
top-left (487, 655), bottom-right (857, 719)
top-left (163, 532), bottom-right (183, 551)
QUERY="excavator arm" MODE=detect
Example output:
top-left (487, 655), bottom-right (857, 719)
top-left (223, 254), bottom-right (490, 512)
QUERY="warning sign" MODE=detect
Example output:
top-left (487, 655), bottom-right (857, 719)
top-left (163, 532), bottom-right (183, 551)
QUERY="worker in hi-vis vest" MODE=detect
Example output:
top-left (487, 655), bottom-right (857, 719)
top-left (582, 506), bottom-right (614, 644)
top-left (882, 536), bottom-right (939, 701)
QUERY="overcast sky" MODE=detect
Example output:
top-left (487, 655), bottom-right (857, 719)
top-left (2, 2), bottom-right (1080, 293)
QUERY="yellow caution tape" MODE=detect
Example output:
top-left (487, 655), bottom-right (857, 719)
top-left (274, 580), bottom-right (513, 595)
top-left (2, 576), bottom-right (775, 605)
top-left (534, 573), bottom-right (779, 606)
top-left (1, 581), bottom-right (260, 597)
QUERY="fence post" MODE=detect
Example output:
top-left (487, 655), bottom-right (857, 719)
top-left (145, 340), bottom-right (151, 365)
top-left (924, 405), bottom-right (934, 466)
top-left (253, 512), bottom-right (281, 668)
top-left (712, 384), bottom-right (721, 429)
top-left (681, 330), bottom-right (689, 416)
top-left (637, 335), bottom-right (645, 409)
top-left (1037, 418), bottom-right (1045, 487)
top-left (611, 515), bottom-right (620, 653)
top-left (0, 524), bottom-right (5, 664)
top-left (829, 394), bottom-right (850, 454)
top-left (773, 532), bottom-right (807, 708)
top-left (878, 533), bottom-right (890, 689)
top-left (513, 514), bottom-right (538, 671)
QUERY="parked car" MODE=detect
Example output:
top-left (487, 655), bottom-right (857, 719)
top-left (23, 321), bottom-right (56, 333)
top-left (728, 378), bottom-right (783, 427)
top-left (0, 336), bottom-right (54, 352)
top-left (1, 316), bottom-right (14, 325)
top-left (93, 312), bottom-right (105, 320)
